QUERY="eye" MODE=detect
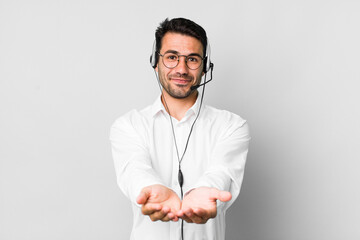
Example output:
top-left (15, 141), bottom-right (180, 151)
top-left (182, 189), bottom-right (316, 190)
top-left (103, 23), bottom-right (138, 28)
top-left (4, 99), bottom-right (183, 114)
top-left (187, 56), bottom-right (200, 62)
top-left (166, 53), bottom-right (178, 61)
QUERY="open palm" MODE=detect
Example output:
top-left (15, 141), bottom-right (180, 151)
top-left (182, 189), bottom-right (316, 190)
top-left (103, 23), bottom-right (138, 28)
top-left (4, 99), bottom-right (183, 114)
top-left (177, 187), bottom-right (232, 224)
top-left (137, 184), bottom-right (181, 222)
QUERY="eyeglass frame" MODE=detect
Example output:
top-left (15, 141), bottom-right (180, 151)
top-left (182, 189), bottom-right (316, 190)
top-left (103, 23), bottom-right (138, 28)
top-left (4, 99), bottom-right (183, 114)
top-left (156, 51), bottom-right (205, 70)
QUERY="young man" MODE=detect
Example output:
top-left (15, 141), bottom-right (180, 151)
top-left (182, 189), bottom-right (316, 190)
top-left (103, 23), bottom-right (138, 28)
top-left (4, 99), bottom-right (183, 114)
top-left (110, 18), bottom-right (250, 240)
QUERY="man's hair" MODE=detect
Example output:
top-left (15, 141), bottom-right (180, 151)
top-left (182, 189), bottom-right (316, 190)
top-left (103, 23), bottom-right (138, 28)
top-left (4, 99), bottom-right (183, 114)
top-left (155, 18), bottom-right (208, 57)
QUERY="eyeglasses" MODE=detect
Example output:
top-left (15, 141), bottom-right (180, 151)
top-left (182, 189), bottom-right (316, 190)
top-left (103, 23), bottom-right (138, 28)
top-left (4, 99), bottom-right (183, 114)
top-left (157, 52), bottom-right (204, 70)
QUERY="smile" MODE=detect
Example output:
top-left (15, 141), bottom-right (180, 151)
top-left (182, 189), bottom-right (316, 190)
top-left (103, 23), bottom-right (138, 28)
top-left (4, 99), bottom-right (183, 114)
top-left (171, 78), bottom-right (191, 85)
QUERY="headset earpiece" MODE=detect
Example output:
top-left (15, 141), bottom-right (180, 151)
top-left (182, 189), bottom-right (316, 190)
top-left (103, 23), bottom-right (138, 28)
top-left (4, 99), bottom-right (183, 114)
top-left (150, 53), bottom-right (158, 69)
top-left (150, 55), bottom-right (154, 68)
top-left (203, 56), bottom-right (208, 73)
top-left (203, 42), bottom-right (212, 73)
top-left (150, 54), bottom-right (157, 69)
top-left (150, 40), bottom-right (157, 68)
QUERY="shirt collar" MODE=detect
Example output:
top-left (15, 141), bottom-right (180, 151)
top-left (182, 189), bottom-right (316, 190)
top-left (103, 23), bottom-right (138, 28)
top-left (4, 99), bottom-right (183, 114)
top-left (151, 93), bottom-right (202, 119)
top-left (151, 95), bottom-right (166, 117)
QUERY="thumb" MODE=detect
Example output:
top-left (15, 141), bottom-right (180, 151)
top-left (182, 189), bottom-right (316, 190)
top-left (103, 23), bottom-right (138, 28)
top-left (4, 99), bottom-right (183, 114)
top-left (136, 187), bottom-right (151, 205)
top-left (215, 190), bottom-right (232, 203)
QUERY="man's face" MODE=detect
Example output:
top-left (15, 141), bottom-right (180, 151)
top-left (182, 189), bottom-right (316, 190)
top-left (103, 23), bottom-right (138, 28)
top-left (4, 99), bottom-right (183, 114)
top-left (156, 32), bottom-right (204, 99)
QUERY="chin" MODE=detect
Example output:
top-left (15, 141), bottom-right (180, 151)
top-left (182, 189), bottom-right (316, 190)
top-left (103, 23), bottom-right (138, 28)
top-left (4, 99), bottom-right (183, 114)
top-left (168, 89), bottom-right (193, 99)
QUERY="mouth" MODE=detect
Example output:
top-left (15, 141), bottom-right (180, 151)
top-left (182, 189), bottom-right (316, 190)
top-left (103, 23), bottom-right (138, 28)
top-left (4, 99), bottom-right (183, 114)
top-left (170, 78), bottom-right (192, 85)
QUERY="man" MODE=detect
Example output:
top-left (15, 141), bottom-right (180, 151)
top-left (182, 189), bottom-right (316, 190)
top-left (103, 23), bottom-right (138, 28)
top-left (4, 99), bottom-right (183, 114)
top-left (110, 18), bottom-right (250, 240)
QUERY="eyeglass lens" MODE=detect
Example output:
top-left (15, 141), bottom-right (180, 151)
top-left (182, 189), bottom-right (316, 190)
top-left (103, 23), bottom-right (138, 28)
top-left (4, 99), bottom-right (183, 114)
top-left (162, 53), bottom-right (202, 70)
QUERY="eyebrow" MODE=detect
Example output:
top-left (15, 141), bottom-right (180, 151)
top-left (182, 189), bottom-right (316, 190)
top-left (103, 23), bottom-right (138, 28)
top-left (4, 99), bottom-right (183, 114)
top-left (163, 50), bottom-right (203, 58)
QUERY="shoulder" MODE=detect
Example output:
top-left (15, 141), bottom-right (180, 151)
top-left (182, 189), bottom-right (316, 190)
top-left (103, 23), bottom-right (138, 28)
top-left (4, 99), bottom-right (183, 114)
top-left (110, 105), bottom-right (153, 134)
top-left (202, 105), bottom-right (250, 139)
top-left (203, 105), bottom-right (248, 127)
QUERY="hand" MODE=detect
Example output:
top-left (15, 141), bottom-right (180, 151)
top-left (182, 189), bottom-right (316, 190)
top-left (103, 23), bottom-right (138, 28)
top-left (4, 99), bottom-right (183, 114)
top-left (176, 187), bottom-right (232, 224)
top-left (136, 184), bottom-right (181, 222)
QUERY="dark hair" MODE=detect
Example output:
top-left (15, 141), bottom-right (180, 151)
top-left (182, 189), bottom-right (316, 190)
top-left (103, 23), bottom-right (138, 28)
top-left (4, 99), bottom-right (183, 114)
top-left (155, 18), bottom-right (208, 58)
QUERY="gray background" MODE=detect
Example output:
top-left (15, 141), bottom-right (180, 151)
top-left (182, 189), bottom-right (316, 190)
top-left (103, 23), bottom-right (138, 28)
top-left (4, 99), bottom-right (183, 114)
top-left (1, 0), bottom-right (359, 239)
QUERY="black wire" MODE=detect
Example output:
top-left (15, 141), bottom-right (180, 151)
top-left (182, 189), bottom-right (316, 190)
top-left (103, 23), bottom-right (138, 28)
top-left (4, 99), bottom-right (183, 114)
top-left (153, 69), bottom-right (209, 240)
top-left (154, 71), bottom-right (207, 166)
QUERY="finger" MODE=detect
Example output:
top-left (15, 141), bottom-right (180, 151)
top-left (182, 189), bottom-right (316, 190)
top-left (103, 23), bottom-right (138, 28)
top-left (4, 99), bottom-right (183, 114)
top-left (188, 214), bottom-right (204, 224)
top-left (149, 207), bottom-right (169, 221)
top-left (152, 207), bottom-right (180, 222)
top-left (193, 207), bottom-right (213, 222)
top-left (176, 209), bottom-right (185, 218)
top-left (193, 207), bottom-right (208, 218)
top-left (183, 208), bottom-right (197, 223)
top-left (180, 215), bottom-right (193, 223)
top-left (190, 208), bottom-right (210, 223)
top-left (218, 190), bottom-right (232, 202)
top-left (167, 212), bottom-right (179, 222)
top-left (176, 208), bottom-right (193, 223)
top-left (162, 211), bottom-right (179, 222)
top-left (185, 208), bottom-right (207, 224)
top-left (136, 188), bottom-right (151, 205)
top-left (210, 188), bottom-right (232, 202)
top-left (142, 203), bottom-right (161, 215)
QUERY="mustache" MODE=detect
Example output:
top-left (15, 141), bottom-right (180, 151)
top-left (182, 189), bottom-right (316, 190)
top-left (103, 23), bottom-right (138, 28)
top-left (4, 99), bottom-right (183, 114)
top-left (168, 73), bottom-right (193, 81)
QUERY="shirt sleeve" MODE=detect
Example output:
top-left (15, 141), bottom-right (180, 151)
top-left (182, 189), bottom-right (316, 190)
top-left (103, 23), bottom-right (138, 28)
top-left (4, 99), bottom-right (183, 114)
top-left (110, 111), bottom-right (164, 205)
top-left (189, 115), bottom-right (250, 212)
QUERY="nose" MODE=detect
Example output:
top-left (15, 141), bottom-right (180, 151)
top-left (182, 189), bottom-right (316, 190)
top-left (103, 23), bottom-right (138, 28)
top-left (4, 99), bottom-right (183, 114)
top-left (175, 56), bottom-right (189, 75)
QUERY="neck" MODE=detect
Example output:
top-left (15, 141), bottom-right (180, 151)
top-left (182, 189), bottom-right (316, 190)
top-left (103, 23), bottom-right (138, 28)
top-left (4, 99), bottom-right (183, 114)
top-left (161, 90), bottom-right (198, 121)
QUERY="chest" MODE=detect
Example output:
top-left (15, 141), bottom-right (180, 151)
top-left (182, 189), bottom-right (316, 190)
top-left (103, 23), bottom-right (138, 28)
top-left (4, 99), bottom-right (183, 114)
top-left (143, 116), bottom-right (220, 188)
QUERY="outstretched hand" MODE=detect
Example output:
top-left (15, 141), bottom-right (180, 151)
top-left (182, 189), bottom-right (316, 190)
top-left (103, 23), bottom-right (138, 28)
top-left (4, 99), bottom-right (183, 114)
top-left (176, 187), bottom-right (232, 224)
top-left (137, 185), bottom-right (231, 224)
top-left (136, 184), bottom-right (181, 222)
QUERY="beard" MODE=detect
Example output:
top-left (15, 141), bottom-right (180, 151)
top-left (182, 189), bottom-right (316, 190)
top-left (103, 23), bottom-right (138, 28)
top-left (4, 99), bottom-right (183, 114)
top-left (158, 72), bottom-right (202, 99)
top-left (163, 81), bottom-right (193, 99)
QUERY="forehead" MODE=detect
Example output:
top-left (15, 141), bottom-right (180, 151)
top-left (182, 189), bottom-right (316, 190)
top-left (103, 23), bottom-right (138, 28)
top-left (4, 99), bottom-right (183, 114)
top-left (160, 32), bottom-right (203, 56)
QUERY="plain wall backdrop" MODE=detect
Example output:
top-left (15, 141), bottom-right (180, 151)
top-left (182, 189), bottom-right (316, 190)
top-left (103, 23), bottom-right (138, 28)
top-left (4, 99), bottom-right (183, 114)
top-left (1, 0), bottom-right (359, 239)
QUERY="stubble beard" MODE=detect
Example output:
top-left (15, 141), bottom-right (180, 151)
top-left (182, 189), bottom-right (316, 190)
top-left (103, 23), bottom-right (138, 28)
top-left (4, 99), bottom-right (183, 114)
top-left (163, 82), bottom-right (192, 99)
top-left (158, 72), bottom-right (201, 99)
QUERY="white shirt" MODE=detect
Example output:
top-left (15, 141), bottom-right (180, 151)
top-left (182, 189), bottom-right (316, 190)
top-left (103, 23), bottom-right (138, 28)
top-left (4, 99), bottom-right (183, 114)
top-left (110, 94), bottom-right (250, 240)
